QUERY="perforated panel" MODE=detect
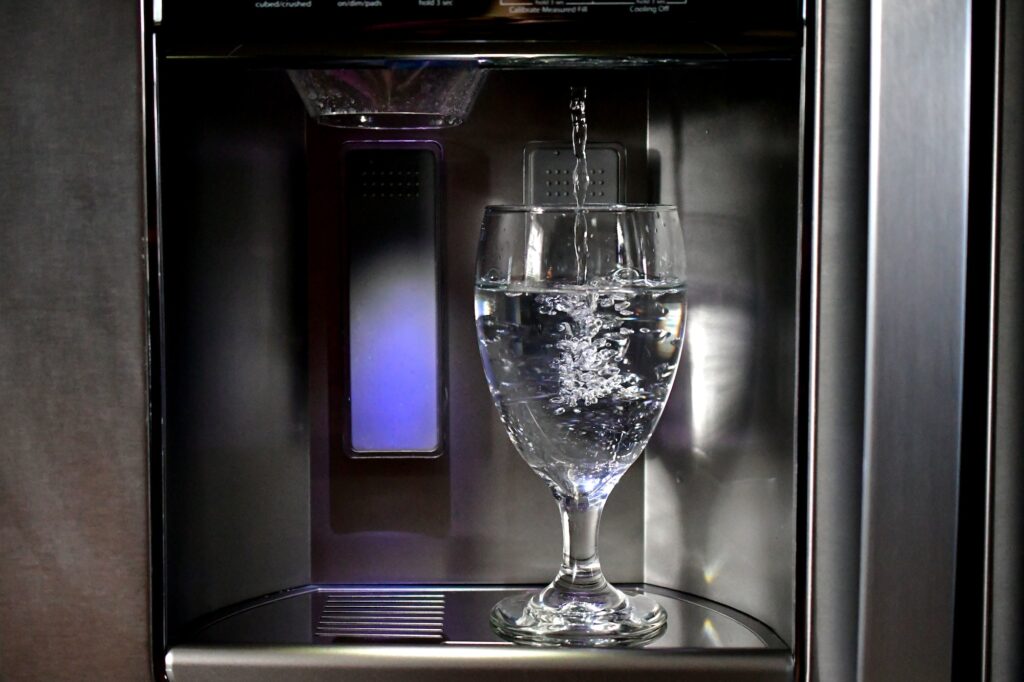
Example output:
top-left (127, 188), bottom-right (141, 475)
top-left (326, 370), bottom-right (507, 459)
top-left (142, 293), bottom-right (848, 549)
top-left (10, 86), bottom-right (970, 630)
top-left (525, 143), bottom-right (624, 205)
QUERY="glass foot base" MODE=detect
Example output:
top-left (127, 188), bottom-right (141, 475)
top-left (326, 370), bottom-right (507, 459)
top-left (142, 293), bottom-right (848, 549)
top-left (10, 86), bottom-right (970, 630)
top-left (490, 588), bottom-right (667, 647)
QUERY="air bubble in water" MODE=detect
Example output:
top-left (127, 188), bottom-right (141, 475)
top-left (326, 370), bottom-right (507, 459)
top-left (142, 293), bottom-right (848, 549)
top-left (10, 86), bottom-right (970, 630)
top-left (537, 291), bottom-right (643, 408)
top-left (612, 267), bottom-right (641, 283)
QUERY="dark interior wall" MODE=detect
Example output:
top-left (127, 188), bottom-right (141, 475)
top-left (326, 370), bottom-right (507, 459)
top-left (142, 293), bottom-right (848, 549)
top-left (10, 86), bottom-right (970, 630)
top-left (160, 66), bottom-right (312, 643)
top-left (0, 1), bottom-right (151, 680)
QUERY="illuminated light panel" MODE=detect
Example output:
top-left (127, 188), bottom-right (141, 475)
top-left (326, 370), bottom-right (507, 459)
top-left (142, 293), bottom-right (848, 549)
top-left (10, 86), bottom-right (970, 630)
top-left (349, 257), bottom-right (440, 453)
top-left (344, 145), bottom-right (441, 455)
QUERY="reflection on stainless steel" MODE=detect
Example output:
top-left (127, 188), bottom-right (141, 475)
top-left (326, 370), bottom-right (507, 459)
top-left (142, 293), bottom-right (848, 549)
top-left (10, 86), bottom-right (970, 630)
top-left (644, 66), bottom-right (801, 646)
top-left (685, 305), bottom-right (756, 452)
top-left (702, 618), bottom-right (724, 647)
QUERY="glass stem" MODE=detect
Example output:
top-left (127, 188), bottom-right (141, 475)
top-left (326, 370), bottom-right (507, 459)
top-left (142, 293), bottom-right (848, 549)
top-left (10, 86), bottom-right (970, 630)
top-left (552, 493), bottom-right (610, 594)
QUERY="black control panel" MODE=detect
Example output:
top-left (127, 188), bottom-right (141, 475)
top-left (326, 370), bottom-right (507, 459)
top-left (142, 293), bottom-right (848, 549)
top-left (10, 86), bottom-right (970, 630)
top-left (157, 0), bottom-right (803, 57)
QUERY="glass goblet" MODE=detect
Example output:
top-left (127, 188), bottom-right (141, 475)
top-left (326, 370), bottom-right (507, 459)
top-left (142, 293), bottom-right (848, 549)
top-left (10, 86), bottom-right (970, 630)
top-left (474, 205), bottom-right (687, 646)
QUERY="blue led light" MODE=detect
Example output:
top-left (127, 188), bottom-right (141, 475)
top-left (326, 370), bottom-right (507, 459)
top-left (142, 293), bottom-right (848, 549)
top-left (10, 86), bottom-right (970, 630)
top-left (349, 256), bottom-right (439, 453)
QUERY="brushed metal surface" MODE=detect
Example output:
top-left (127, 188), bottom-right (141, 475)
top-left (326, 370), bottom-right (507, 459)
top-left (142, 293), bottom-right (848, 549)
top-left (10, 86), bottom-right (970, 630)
top-left (808, 1), bottom-right (870, 680)
top-left (160, 66), bottom-right (312, 641)
top-left (645, 63), bottom-right (801, 647)
top-left (859, 0), bottom-right (971, 679)
top-left (167, 646), bottom-right (793, 682)
top-left (991, 0), bottom-right (1023, 677)
top-left (0, 1), bottom-right (151, 680)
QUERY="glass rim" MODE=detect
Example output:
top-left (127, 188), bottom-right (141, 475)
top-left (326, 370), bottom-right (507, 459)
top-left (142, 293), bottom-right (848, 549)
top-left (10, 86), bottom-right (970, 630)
top-left (484, 203), bottom-right (678, 215)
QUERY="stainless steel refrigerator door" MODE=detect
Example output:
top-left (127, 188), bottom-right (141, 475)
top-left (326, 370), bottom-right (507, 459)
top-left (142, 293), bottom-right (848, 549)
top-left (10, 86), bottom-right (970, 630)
top-left (0, 1), bottom-right (151, 680)
top-left (857, 0), bottom-right (972, 680)
top-left (806, 0), bottom-right (870, 680)
top-left (990, 0), bottom-right (1023, 678)
top-left (811, 1), bottom-right (1022, 681)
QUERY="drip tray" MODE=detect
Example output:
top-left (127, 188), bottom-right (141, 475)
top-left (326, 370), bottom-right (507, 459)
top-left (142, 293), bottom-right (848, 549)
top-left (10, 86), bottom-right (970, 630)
top-left (166, 585), bottom-right (793, 682)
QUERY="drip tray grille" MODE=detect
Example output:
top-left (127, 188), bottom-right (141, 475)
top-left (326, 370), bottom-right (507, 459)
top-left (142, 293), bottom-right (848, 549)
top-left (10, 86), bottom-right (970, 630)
top-left (315, 591), bottom-right (446, 642)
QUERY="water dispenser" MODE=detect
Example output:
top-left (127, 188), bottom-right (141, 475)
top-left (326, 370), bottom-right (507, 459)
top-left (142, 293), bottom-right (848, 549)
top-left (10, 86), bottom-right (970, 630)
top-left (153, 1), bottom-right (804, 678)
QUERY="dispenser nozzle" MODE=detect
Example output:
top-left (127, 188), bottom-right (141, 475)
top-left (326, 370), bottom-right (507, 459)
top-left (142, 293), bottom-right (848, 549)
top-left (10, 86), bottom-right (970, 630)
top-left (287, 64), bottom-right (487, 130)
